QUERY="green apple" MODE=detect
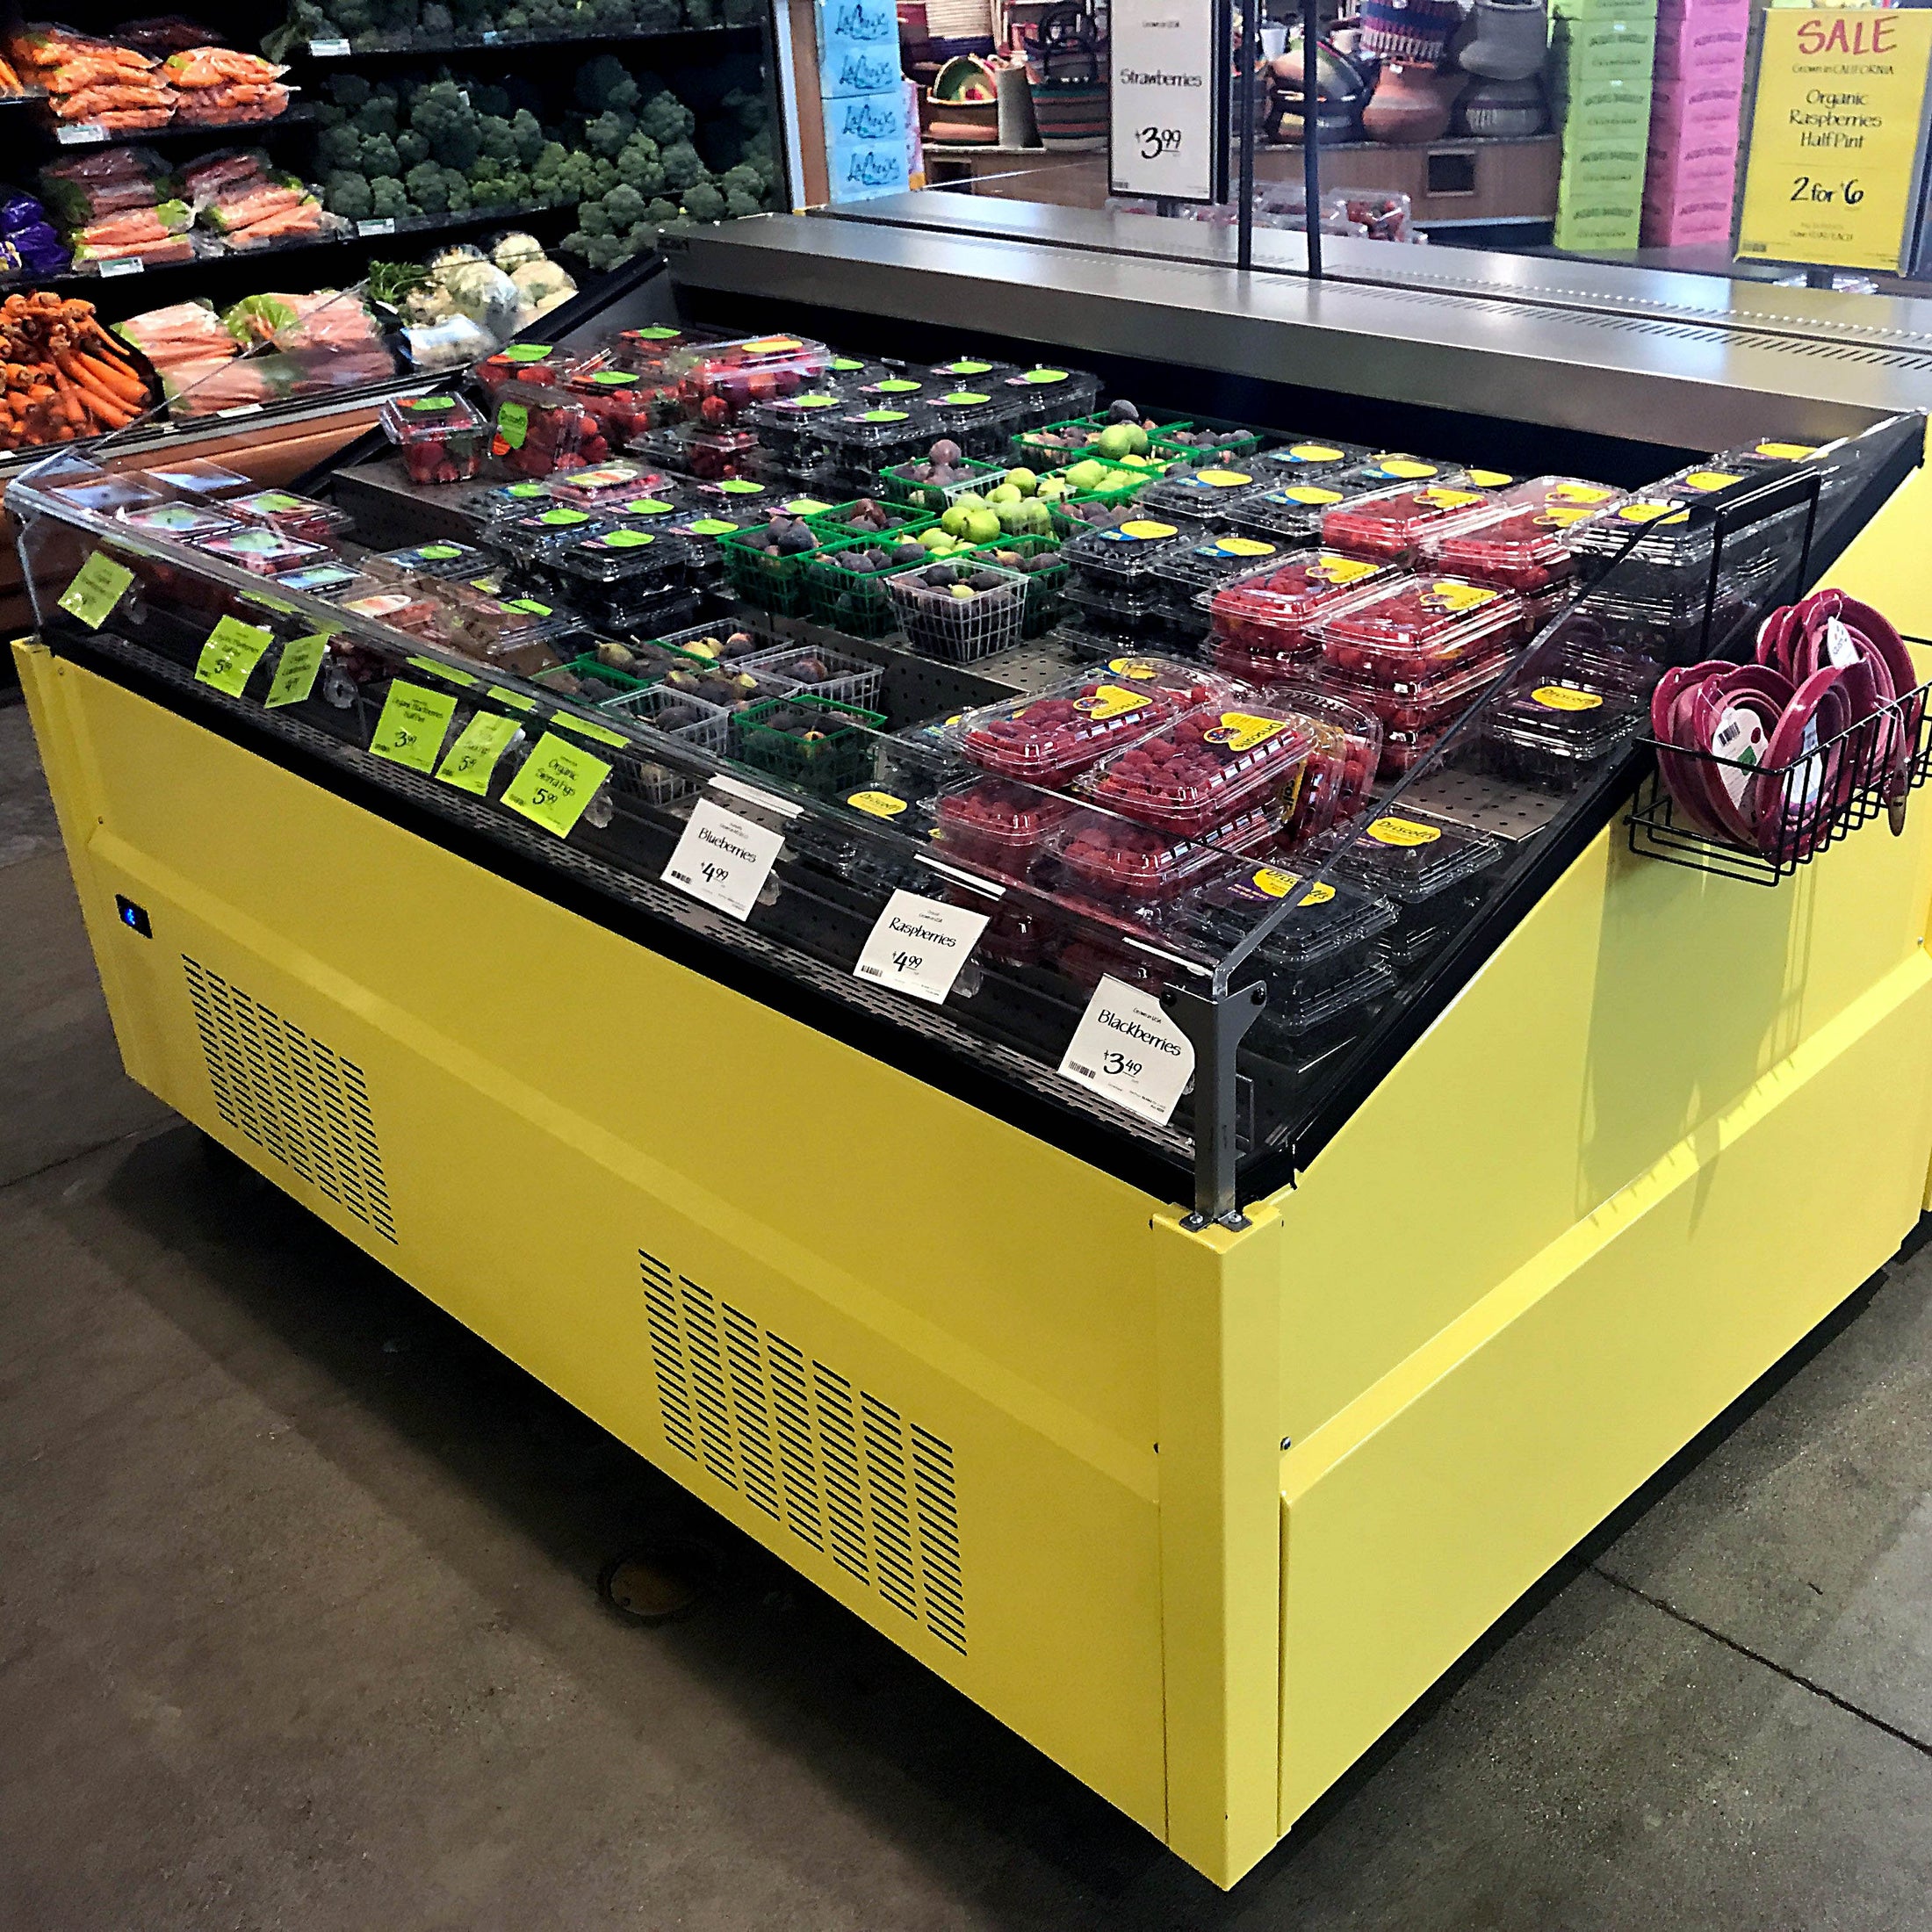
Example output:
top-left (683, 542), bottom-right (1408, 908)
top-left (1004, 466), bottom-right (1039, 496)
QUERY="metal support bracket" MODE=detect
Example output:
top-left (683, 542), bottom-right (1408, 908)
top-left (1163, 978), bottom-right (1270, 1231)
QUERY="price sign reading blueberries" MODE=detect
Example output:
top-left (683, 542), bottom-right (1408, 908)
top-left (1058, 975), bottom-right (1196, 1127)
top-left (663, 797), bottom-right (786, 921)
top-left (1109, 0), bottom-right (1231, 205)
top-left (854, 890), bottom-right (991, 1006)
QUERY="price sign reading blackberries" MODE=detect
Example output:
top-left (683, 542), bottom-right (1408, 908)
top-left (663, 797), bottom-right (786, 921)
top-left (1058, 975), bottom-right (1196, 1127)
top-left (854, 890), bottom-right (991, 1006)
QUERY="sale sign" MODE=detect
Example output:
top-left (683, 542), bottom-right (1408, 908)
top-left (1737, 9), bottom-right (1932, 274)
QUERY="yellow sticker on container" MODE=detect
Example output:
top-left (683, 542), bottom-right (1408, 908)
top-left (1367, 815), bottom-right (1442, 847)
top-left (553, 712), bottom-right (629, 749)
top-left (1288, 443), bottom-right (1345, 463)
top-left (370, 681), bottom-right (458, 773)
top-left (742, 335), bottom-right (803, 354)
top-left (1467, 468), bottom-right (1514, 487)
top-left (1195, 469), bottom-right (1253, 488)
top-left (264, 633), bottom-right (331, 709)
top-left (501, 732), bottom-right (610, 838)
top-left (1417, 487), bottom-right (1487, 509)
top-left (1252, 867), bottom-right (1336, 905)
top-left (1315, 553), bottom-right (1382, 583)
top-left (1426, 580), bottom-right (1499, 612)
top-left (58, 551), bottom-right (133, 630)
top-left (1755, 441), bottom-right (1818, 460)
top-left (1379, 458), bottom-right (1438, 479)
top-left (435, 710), bottom-right (523, 796)
top-left (1117, 519), bottom-right (1179, 540)
top-left (1618, 501), bottom-right (1680, 523)
top-left (1076, 685), bottom-right (1153, 721)
top-left (1214, 537), bottom-right (1275, 557)
top-left (1532, 685), bottom-right (1605, 711)
top-left (1540, 505), bottom-right (1598, 528)
top-left (1550, 482), bottom-right (1616, 504)
top-left (487, 685), bottom-right (537, 712)
top-left (1207, 711), bottom-right (1288, 752)
top-left (1107, 658), bottom-right (1161, 680)
top-left (194, 616), bottom-right (273, 697)
top-left (847, 789), bottom-right (908, 818)
top-left (1280, 486), bottom-right (1343, 507)
top-left (406, 654), bottom-right (478, 687)
top-left (1681, 470), bottom-right (1745, 493)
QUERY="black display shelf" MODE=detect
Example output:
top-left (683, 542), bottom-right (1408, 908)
top-left (30, 101), bottom-right (320, 148)
top-left (290, 19), bottom-right (759, 61)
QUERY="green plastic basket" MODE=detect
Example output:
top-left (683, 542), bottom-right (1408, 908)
top-left (717, 523), bottom-right (822, 617)
top-left (802, 501), bottom-right (938, 546)
top-left (804, 534), bottom-right (937, 639)
top-left (879, 455), bottom-right (1006, 515)
top-left (730, 692), bottom-right (888, 797)
top-left (973, 532), bottom-right (1067, 638)
top-left (532, 653), bottom-right (660, 703)
top-left (1010, 410), bottom-right (1193, 469)
top-left (1150, 423), bottom-right (1268, 464)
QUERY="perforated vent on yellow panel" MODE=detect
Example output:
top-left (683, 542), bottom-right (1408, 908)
top-left (640, 1250), bottom-right (964, 1654)
top-left (182, 955), bottom-right (397, 1244)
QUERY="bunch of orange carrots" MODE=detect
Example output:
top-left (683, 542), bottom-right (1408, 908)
top-left (0, 291), bottom-right (153, 448)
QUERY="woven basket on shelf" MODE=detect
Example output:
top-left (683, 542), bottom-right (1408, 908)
top-left (1028, 3), bottom-right (1107, 151)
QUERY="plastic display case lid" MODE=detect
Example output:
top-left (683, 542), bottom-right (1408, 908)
top-left (137, 457), bottom-right (253, 496)
top-left (381, 392), bottom-right (486, 443)
top-left (1076, 697), bottom-right (1323, 834)
top-left (1321, 806), bottom-right (1505, 905)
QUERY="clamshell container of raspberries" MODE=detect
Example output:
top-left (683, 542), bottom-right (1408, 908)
top-left (1043, 799), bottom-right (1286, 905)
top-left (999, 364), bottom-right (1100, 431)
top-left (1077, 699), bottom-right (1323, 839)
top-left (1416, 500), bottom-right (1591, 595)
top-left (934, 775), bottom-right (1076, 879)
top-left (949, 656), bottom-right (1229, 785)
top-left (678, 333), bottom-right (834, 427)
top-left (1209, 549), bottom-right (1394, 681)
top-left (1319, 647), bottom-right (1515, 739)
top-left (1481, 673), bottom-right (1647, 787)
top-left (1317, 573), bottom-right (1530, 686)
top-left (885, 557), bottom-right (1030, 662)
top-left (1280, 686), bottom-right (1383, 845)
top-left (1135, 464), bottom-right (1277, 524)
top-left (1322, 481), bottom-right (1496, 563)
top-left (379, 393), bottom-right (488, 485)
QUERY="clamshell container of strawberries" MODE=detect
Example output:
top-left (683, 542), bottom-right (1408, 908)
top-left (379, 393), bottom-right (489, 486)
top-left (934, 775), bottom-right (1075, 878)
top-left (1077, 699), bottom-right (1323, 838)
top-left (679, 334), bottom-right (834, 427)
top-left (223, 487), bottom-right (353, 544)
top-left (472, 342), bottom-right (590, 396)
top-left (950, 656), bottom-right (1229, 785)
top-left (1318, 573), bottom-right (1529, 685)
top-left (1044, 799), bottom-right (1287, 905)
top-left (491, 391), bottom-right (602, 478)
top-left (1322, 481), bottom-right (1496, 563)
top-left (568, 366), bottom-right (676, 444)
top-left (1209, 550), bottom-right (1394, 679)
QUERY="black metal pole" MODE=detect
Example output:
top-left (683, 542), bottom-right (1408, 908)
top-left (1301, 0), bottom-right (1323, 278)
top-left (1237, 0), bottom-right (1257, 271)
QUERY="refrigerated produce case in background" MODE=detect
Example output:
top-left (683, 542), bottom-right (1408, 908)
top-left (16, 207), bottom-right (1932, 1891)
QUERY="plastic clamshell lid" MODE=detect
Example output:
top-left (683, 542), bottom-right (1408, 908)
top-left (118, 500), bottom-right (236, 536)
top-left (542, 460), bottom-right (669, 508)
top-left (1253, 436), bottom-right (1373, 473)
top-left (1150, 533), bottom-right (1289, 599)
top-left (188, 525), bottom-right (331, 575)
top-left (1047, 798), bottom-right (1287, 903)
top-left (46, 471), bottom-right (169, 514)
top-left (1322, 481), bottom-right (1496, 559)
top-left (949, 656), bottom-right (1229, 783)
top-left (1137, 465), bottom-right (1272, 518)
top-left (1061, 515), bottom-right (1206, 584)
top-left (1420, 501), bottom-right (1590, 588)
top-left (1077, 700), bottom-right (1323, 836)
top-left (140, 456), bottom-right (253, 495)
top-left (1325, 807), bottom-right (1505, 904)
top-left (380, 392), bottom-right (486, 442)
top-left (224, 487), bottom-right (353, 533)
top-left (1485, 674), bottom-right (1647, 763)
top-left (1186, 862), bottom-right (1397, 964)
top-left (1319, 573), bottom-right (1529, 678)
top-left (371, 539), bottom-right (492, 579)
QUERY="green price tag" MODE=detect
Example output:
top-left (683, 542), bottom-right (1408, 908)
top-left (503, 343), bottom-right (553, 362)
top-left (624, 497), bottom-right (674, 515)
top-left (830, 357), bottom-right (864, 371)
top-left (873, 378), bottom-right (920, 394)
top-left (194, 616), bottom-right (273, 697)
top-left (369, 680), bottom-right (458, 774)
top-left (686, 517), bottom-right (738, 536)
top-left (787, 499), bottom-right (833, 515)
top-left (633, 327), bottom-right (679, 342)
top-left (589, 371), bottom-right (638, 386)
top-left (940, 391), bottom-right (990, 406)
top-left (487, 684), bottom-right (537, 712)
top-left (436, 710), bottom-right (523, 796)
top-left (58, 551), bottom-right (133, 630)
top-left (410, 395), bottom-right (456, 411)
top-left (719, 479), bottom-right (763, 495)
top-left (418, 544), bottom-right (463, 561)
top-left (506, 482), bottom-right (545, 499)
top-left (599, 529), bottom-right (655, 550)
top-left (495, 400), bottom-right (529, 450)
top-left (941, 359), bottom-right (993, 377)
top-left (552, 711), bottom-right (629, 748)
top-left (501, 731), bottom-right (611, 837)
top-left (264, 632), bottom-right (331, 710)
top-left (503, 597), bottom-right (553, 616)
top-left (1023, 368), bottom-right (1069, 384)
top-left (406, 653), bottom-right (478, 687)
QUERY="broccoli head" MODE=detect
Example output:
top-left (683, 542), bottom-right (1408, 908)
top-left (479, 112), bottom-right (518, 162)
top-left (361, 132), bottom-right (400, 176)
top-left (724, 187), bottom-right (761, 218)
top-left (353, 95), bottom-right (399, 137)
top-left (471, 169), bottom-right (527, 209)
top-left (602, 183), bottom-right (646, 230)
top-left (660, 140), bottom-right (704, 191)
top-left (616, 133), bottom-right (661, 191)
top-left (591, 0), bottom-right (634, 27)
top-left (573, 54), bottom-right (640, 116)
top-left (682, 181), bottom-right (724, 223)
top-left (508, 109), bottom-right (545, 164)
top-left (443, 167), bottom-right (472, 212)
top-left (624, 220), bottom-right (657, 253)
top-left (719, 162), bottom-right (761, 200)
top-left (468, 80), bottom-right (511, 118)
top-left (645, 196), bottom-right (678, 225)
top-left (410, 78), bottom-right (482, 170)
top-left (321, 169), bottom-right (373, 220)
top-left (262, 0), bottom-right (328, 62)
top-left (370, 175), bottom-right (412, 219)
top-left (637, 89), bottom-right (694, 148)
top-left (420, 0), bottom-right (452, 29)
top-left (327, 73), bottom-right (371, 111)
top-left (583, 109), bottom-right (635, 157)
top-left (394, 126), bottom-right (429, 168)
top-left (576, 201), bottom-right (613, 238)
top-left (404, 160), bottom-right (453, 213)
top-left (315, 122), bottom-right (361, 172)
top-left (634, 0), bottom-right (678, 27)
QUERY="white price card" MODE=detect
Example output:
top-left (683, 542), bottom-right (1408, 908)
top-left (97, 256), bottom-right (143, 278)
top-left (662, 797), bottom-right (785, 921)
top-left (1109, 0), bottom-right (1230, 205)
top-left (357, 217), bottom-right (395, 237)
top-left (57, 123), bottom-right (107, 144)
top-left (853, 890), bottom-right (990, 1006)
top-left (309, 36), bottom-right (351, 54)
top-left (1058, 974), bottom-right (1196, 1127)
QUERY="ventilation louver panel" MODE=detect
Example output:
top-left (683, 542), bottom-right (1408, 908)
top-left (182, 955), bottom-right (397, 1244)
top-left (639, 1251), bottom-right (965, 1654)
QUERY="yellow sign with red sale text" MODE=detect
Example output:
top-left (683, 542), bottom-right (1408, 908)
top-left (1737, 8), bottom-right (1932, 274)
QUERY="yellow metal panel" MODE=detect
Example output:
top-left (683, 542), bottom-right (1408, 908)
top-left (23, 649), bottom-right (1172, 1835)
top-left (1279, 946), bottom-right (1932, 1827)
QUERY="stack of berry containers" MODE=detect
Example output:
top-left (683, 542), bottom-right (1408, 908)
top-left (605, 322), bottom-right (731, 378)
top-left (1043, 800), bottom-right (1287, 906)
top-left (1150, 534), bottom-right (1290, 648)
top-left (541, 525), bottom-right (700, 632)
top-left (1059, 515), bottom-right (1205, 631)
top-left (1417, 477), bottom-right (1625, 625)
top-left (490, 388), bottom-right (602, 478)
top-left (1075, 697), bottom-right (1323, 839)
top-left (818, 406), bottom-right (941, 494)
top-left (746, 390), bottom-right (847, 480)
top-left (678, 333), bottom-right (833, 428)
top-left (222, 487), bottom-right (353, 544)
top-left (1222, 479), bottom-right (1368, 547)
top-left (934, 776), bottom-right (1075, 880)
top-left (1135, 464), bottom-right (1276, 526)
top-left (1208, 550), bottom-right (1394, 684)
top-left (1251, 436), bottom-right (1372, 483)
top-left (568, 366), bottom-right (678, 447)
top-left (1323, 809), bottom-right (1506, 977)
top-left (999, 364), bottom-right (1100, 432)
top-left (1481, 665), bottom-right (1648, 788)
top-left (540, 461), bottom-right (674, 512)
top-left (379, 393), bottom-right (489, 485)
top-left (949, 656), bottom-right (1229, 787)
top-left (924, 388), bottom-right (1027, 461)
top-left (926, 354), bottom-right (1020, 389)
top-left (1316, 574), bottom-right (1531, 774)
top-left (1280, 685), bottom-right (1384, 847)
top-left (1322, 480), bottom-right (1496, 563)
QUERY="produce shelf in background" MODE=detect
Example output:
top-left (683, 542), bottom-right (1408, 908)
top-left (295, 21), bottom-right (758, 59)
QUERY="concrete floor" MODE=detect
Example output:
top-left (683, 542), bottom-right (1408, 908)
top-left (3, 696), bottom-right (1931, 1930)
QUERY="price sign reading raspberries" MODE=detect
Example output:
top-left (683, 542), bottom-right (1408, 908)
top-left (854, 890), bottom-right (991, 1006)
top-left (1059, 975), bottom-right (1196, 1126)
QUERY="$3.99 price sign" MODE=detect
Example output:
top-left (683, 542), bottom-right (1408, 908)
top-left (1108, 0), bottom-right (1229, 205)
top-left (853, 890), bottom-right (991, 1006)
top-left (1058, 974), bottom-right (1197, 1127)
